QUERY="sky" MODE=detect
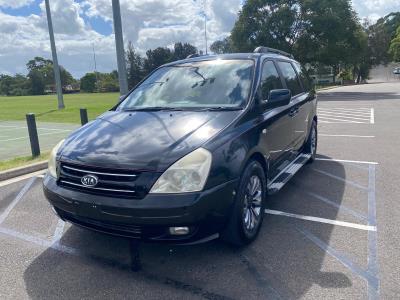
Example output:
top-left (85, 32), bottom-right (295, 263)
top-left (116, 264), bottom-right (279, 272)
top-left (0, 0), bottom-right (399, 78)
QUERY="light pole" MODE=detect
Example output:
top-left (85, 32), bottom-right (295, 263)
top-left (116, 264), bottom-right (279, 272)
top-left (112, 0), bottom-right (129, 96)
top-left (44, 0), bottom-right (65, 109)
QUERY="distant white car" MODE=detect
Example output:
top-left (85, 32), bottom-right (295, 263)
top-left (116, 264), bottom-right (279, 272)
top-left (393, 68), bottom-right (400, 75)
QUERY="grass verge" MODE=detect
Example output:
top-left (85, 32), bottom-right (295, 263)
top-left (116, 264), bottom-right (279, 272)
top-left (0, 152), bottom-right (49, 172)
top-left (0, 92), bottom-right (119, 124)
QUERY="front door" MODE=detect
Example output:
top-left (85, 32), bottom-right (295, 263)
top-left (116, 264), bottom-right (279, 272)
top-left (259, 60), bottom-right (294, 176)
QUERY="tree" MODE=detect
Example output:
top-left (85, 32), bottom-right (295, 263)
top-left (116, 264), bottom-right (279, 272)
top-left (368, 12), bottom-right (400, 65)
top-left (389, 26), bottom-right (400, 62)
top-left (173, 42), bottom-right (197, 60)
top-left (210, 37), bottom-right (232, 54)
top-left (229, 0), bottom-right (363, 81)
top-left (143, 47), bottom-right (173, 75)
top-left (126, 42), bottom-right (144, 89)
top-left (28, 70), bottom-right (45, 95)
top-left (80, 73), bottom-right (97, 93)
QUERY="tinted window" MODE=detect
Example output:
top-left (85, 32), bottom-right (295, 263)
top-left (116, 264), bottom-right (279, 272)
top-left (293, 62), bottom-right (312, 91)
top-left (118, 60), bottom-right (254, 110)
top-left (260, 61), bottom-right (283, 99)
top-left (277, 61), bottom-right (303, 96)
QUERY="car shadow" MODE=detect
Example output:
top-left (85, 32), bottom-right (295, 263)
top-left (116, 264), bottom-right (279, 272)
top-left (23, 155), bottom-right (348, 299)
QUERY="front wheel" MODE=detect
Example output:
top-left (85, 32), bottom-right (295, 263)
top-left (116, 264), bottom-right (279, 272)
top-left (221, 160), bottom-right (266, 246)
top-left (305, 120), bottom-right (317, 163)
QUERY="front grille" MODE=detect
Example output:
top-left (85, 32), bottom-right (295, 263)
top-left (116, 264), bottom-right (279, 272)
top-left (58, 162), bottom-right (141, 198)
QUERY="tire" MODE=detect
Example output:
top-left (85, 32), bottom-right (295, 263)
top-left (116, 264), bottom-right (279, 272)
top-left (221, 160), bottom-right (266, 246)
top-left (305, 120), bottom-right (317, 163)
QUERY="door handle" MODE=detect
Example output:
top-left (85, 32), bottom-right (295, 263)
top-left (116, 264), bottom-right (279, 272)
top-left (289, 106), bottom-right (299, 117)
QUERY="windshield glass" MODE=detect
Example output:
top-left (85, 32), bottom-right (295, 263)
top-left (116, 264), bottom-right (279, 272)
top-left (117, 59), bottom-right (254, 111)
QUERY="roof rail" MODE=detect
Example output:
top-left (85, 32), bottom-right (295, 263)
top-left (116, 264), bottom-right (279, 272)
top-left (186, 53), bottom-right (200, 59)
top-left (253, 46), bottom-right (294, 59)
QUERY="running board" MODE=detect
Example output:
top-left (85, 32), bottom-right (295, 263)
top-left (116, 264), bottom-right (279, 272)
top-left (267, 154), bottom-right (311, 194)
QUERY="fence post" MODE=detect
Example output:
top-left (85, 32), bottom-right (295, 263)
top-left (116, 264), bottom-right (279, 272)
top-left (26, 113), bottom-right (40, 157)
top-left (80, 108), bottom-right (88, 126)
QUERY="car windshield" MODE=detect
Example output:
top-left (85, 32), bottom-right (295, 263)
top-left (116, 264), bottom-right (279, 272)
top-left (117, 59), bottom-right (254, 111)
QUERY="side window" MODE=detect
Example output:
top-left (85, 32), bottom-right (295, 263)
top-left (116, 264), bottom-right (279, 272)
top-left (260, 61), bottom-right (283, 100)
top-left (277, 61), bottom-right (303, 96)
top-left (293, 62), bottom-right (312, 91)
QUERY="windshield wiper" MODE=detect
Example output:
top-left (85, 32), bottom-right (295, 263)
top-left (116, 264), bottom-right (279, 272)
top-left (197, 106), bottom-right (244, 111)
top-left (123, 107), bottom-right (184, 112)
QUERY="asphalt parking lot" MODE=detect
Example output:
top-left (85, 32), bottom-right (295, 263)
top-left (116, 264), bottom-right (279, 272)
top-left (1, 82), bottom-right (399, 299)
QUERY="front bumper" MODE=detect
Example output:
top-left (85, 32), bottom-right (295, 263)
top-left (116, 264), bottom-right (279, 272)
top-left (43, 174), bottom-right (237, 244)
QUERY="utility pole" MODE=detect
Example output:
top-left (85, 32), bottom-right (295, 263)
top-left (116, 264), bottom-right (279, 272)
top-left (92, 43), bottom-right (99, 92)
top-left (112, 0), bottom-right (129, 96)
top-left (204, 0), bottom-right (208, 55)
top-left (44, 0), bottom-right (64, 109)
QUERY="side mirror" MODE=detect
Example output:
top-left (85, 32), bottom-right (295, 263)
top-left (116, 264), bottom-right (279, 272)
top-left (266, 89), bottom-right (291, 109)
top-left (119, 94), bottom-right (126, 102)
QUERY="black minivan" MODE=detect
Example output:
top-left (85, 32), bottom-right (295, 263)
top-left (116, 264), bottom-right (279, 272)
top-left (43, 47), bottom-right (317, 246)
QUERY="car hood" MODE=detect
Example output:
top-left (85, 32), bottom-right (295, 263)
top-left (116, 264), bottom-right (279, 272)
top-left (60, 110), bottom-right (240, 171)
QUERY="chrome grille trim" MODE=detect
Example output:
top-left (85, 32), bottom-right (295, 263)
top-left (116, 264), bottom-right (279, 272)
top-left (62, 165), bottom-right (137, 177)
top-left (60, 180), bottom-right (136, 194)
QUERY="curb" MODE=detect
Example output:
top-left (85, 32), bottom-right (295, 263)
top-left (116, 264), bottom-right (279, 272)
top-left (0, 161), bottom-right (48, 182)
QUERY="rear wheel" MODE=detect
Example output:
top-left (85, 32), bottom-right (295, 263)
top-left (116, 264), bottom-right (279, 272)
top-left (222, 160), bottom-right (266, 246)
top-left (305, 120), bottom-right (317, 163)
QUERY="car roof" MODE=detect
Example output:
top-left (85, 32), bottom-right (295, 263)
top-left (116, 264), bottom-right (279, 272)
top-left (162, 53), bottom-right (298, 67)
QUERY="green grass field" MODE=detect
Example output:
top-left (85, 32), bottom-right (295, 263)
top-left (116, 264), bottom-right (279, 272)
top-left (0, 93), bottom-right (119, 124)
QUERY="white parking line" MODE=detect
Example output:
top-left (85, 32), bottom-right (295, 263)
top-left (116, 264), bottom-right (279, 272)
top-left (318, 109), bottom-right (372, 116)
top-left (0, 125), bottom-right (73, 132)
top-left (318, 113), bottom-right (371, 122)
top-left (315, 158), bottom-right (378, 165)
top-left (265, 209), bottom-right (376, 231)
top-left (370, 108), bottom-right (375, 124)
top-left (319, 134), bottom-right (375, 138)
top-left (0, 130), bottom-right (71, 142)
top-left (0, 177), bottom-right (36, 224)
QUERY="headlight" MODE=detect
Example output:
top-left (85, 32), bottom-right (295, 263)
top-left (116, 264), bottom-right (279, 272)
top-left (48, 139), bottom-right (65, 178)
top-left (150, 148), bottom-right (212, 194)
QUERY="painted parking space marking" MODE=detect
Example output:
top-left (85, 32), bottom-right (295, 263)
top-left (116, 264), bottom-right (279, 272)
top-left (315, 158), bottom-right (379, 165)
top-left (312, 168), bottom-right (368, 190)
top-left (0, 130), bottom-right (71, 142)
top-left (319, 134), bottom-right (375, 138)
top-left (318, 107), bottom-right (374, 124)
top-left (0, 177), bottom-right (36, 224)
top-left (265, 209), bottom-right (376, 231)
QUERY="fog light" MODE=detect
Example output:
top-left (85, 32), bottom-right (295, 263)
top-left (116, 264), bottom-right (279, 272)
top-left (169, 226), bottom-right (190, 236)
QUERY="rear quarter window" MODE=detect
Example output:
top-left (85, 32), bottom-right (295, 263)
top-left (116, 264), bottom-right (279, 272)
top-left (293, 62), bottom-right (313, 91)
top-left (277, 61), bottom-right (303, 96)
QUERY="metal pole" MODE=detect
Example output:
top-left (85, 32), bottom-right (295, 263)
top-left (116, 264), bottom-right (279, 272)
top-left (204, 0), bottom-right (208, 55)
top-left (44, 0), bottom-right (65, 109)
top-left (26, 114), bottom-right (40, 157)
top-left (112, 0), bottom-right (129, 96)
top-left (80, 108), bottom-right (88, 126)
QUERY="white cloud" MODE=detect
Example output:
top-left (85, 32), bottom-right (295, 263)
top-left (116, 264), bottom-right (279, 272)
top-left (0, 0), bottom-right (242, 78)
top-left (352, 0), bottom-right (400, 22)
top-left (0, 0), bottom-right (34, 9)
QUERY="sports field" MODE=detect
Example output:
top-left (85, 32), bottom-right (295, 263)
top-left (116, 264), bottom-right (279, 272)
top-left (0, 93), bottom-right (119, 124)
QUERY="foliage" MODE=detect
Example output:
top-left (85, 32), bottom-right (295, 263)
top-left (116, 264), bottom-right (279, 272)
top-left (210, 37), bottom-right (233, 54)
top-left (125, 42), bottom-right (198, 90)
top-left (126, 42), bottom-right (144, 89)
top-left (80, 72), bottom-right (97, 93)
top-left (0, 74), bottom-right (30, 96)
top-left (368, 12), bottom-right (400, 64)
top-left (389, 26), bottom-right (400, 62)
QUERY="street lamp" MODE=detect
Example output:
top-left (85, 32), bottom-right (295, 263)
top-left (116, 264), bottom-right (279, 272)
top-left (44, 0), bottom-right (65, 109)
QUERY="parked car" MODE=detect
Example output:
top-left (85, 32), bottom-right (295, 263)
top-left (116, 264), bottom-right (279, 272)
top-left (393, 67), bottom-right (400, 75)
top-left (43, 47), bottom-right (317, 246)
